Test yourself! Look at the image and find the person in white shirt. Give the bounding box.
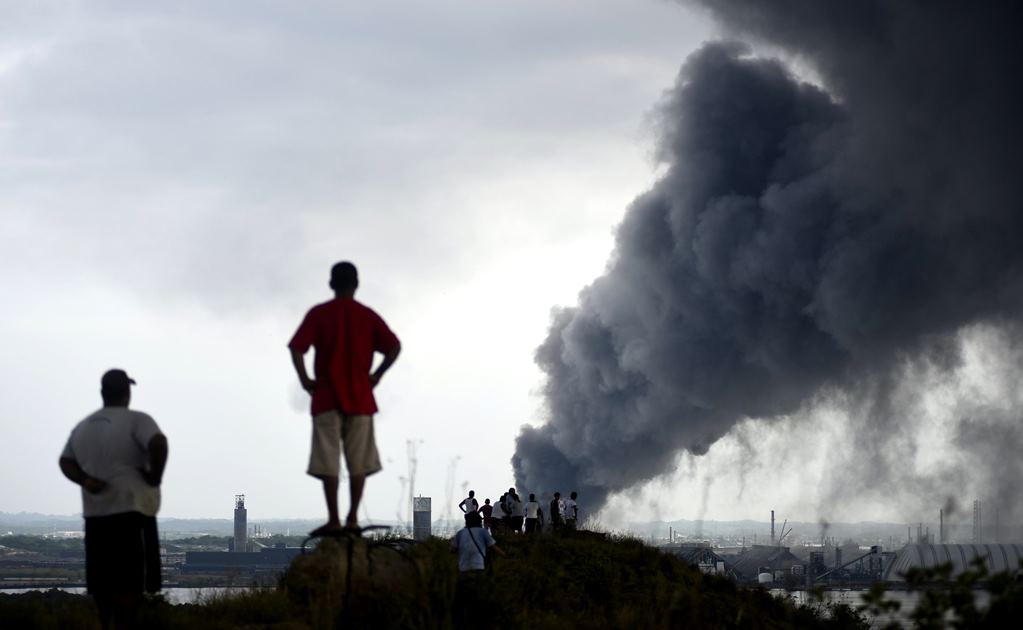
[451,512,506,626]
[59,369,168,630]
[451,512,505,572]
[508,489,524,533]
[564,491,579,530]
[458,490,480,525]
[495,493,510,531]
[549,492,564,532]
[524,493,543,534]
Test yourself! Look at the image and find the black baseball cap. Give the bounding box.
[101,369,136,393]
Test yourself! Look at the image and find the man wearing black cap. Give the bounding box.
[59,369,168,629]
[289,261,401,535]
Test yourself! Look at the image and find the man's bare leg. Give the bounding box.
[320,476,342,530]
[346,474,366,529]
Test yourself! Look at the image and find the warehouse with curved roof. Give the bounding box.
[884,544,1023,582]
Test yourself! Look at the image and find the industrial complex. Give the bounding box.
[659,503,1022,589]
[1,495,1017,592]
[178,495,302,580]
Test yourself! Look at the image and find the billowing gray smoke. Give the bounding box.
[513,1,1023,514]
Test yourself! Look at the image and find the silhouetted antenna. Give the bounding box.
[973,500,982,543]
[777,519,792,545]
[407,439,422,527]
[443,456,461,528]
[397,476,409,527]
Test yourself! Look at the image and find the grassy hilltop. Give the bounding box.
[1,530,864,629]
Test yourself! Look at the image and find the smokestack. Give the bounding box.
[939,509,944,544]
[771,510,775,545]
[233,494,247,553]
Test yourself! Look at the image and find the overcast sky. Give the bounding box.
[0,0,725,526]
[5,1,1003,531]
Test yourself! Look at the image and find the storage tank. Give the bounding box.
[758,572,773,584]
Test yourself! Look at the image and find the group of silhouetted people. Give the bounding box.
[458,487,579,536]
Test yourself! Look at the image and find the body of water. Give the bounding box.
[0,586,252,605]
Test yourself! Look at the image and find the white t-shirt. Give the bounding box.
[61,407,163,518]
[510,495,524,517]
[563,498,577,520]
[524,501,541,519]
[498,497,511,517]
[451,527,495,571]
[459,496,479,513]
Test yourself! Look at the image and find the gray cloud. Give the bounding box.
[0,1,707,313]
[0,0,717,520]
[514,2,1023,517]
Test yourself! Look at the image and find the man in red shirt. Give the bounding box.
[289,261,401,535]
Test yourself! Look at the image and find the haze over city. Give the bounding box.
[2,0,1021,536]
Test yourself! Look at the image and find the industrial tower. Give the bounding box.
[234,494,248,553]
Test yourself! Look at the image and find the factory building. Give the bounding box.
[884,544,1023,582]
[183,545,302,575]
[724,545,802,582]
[183,495,301,577]
[660,544,729,576]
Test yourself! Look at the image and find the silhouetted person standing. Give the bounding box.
[524,494,542,534]
[290,261,401,535]
[564,491,579,530]
[59,369,168,629]
[550,492,564,532]
[480,498,494,530]
[459,490,480,525]
[508,489,524,533]
[451,512,506,627]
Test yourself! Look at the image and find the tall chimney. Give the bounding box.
[771,510,775,545]
[939,509,944,544]
[233,494,247,553]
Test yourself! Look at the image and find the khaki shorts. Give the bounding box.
[307,411,382,478]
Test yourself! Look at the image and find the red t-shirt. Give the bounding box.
[289,297,400,416]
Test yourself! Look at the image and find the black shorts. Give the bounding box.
[85,512,161,595]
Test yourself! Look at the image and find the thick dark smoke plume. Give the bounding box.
[513,1,1023,515]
